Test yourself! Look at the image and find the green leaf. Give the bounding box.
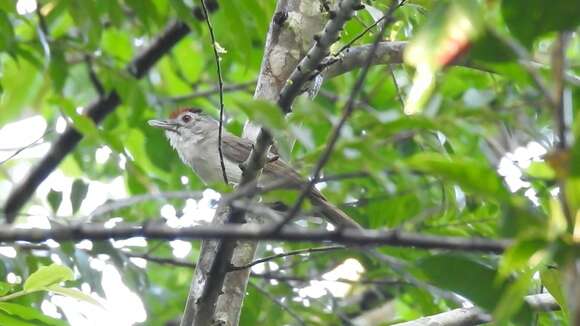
[100,0,124,27]
[0,310,36,326]
[403,0,484,114]
[47,285,103,308]
[68,0,101,49]
[526,161,556,180]
[493,271,534,324]
[48,48,68,93]
[54,97,99,139]
[101,28,133,62]
[125,0,160,31]
[502,0,580,47]
[236,99,286,130]
[406,153,510,200]
[0,2,15,12]
[498,238,548,279]
[24,264,73,292]
[47,190,63,213]
[418,254,504,311]
[0,303,66,326]
[0,11,15,53]
[540,267,568,316]
[0,56,44,124]
[470,29,516,63]
[0,282,11,296]
[236,99,294,157]
[565,178,580,218]
[70,179,89,214]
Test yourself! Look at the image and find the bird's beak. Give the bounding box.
[148,119,179,133]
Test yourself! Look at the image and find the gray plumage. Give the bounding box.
[148,109,360,229]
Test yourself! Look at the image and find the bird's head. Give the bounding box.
[148,108,217,150]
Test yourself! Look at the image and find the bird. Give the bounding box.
[148,108,361,229]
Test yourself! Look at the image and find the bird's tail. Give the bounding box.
[308,189,362,230]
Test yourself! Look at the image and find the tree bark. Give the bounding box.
[181,1,328,325]
[392,293,558,326]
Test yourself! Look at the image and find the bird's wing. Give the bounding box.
[221,133,253,164]
[221,134,301,183]
[222,134,360,228]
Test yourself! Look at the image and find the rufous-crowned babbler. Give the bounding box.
[148,108,360,229]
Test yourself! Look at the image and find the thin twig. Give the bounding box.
[0,131,52,165]
[84,55,105,97]
[200,0,228,185]
[334,14,386,55]
[231,245,345,271]
[257,272,407,286]
[324,0,406,71]
[274,1,400,231]
[387,64,405,108]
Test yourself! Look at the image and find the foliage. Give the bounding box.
[0,0,578,325]
[0,264,98,325]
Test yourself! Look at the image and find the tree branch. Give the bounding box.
[274,1,399,230]
[393,293,559,326]
[2,2,219,223]
[276,0,363,113]
[322,41,406,79]
[0,223,511,252]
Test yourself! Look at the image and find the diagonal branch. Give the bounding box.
[2,3,219,223]
[393,293,559,326]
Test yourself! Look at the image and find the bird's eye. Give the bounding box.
[181,114,192,123]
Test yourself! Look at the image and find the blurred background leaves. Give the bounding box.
[0,0,578,325]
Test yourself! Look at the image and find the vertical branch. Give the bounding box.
[200,0,228,185]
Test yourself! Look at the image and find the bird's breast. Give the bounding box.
[186,141,242,185]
